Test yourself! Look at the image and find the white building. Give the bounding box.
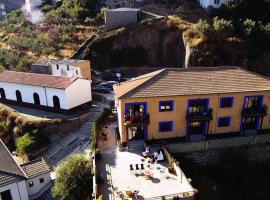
[0,139,29,200]
[0,71,92,114]
[20,159,51,200]
[105,8,141,30]
[198,0,232,9]
[31,59,91,80]
[0,139,52,200]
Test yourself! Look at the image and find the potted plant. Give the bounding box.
[168,157,176,174]
[123,114,131,125]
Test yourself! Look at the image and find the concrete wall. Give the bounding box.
[45,88,68,109]
[74,61,91,80]
[105,10,139,30]
[0,82,48,106]
[166,133,270,154]
[51,63,82,78]
[31,65,52,75]
[51,61,91,80]
[118,90,270,143]
[0,80,91,110]
[0,181,29,200]
[26,173,51,199]
[171,143,270,166]
[65,79,92,109]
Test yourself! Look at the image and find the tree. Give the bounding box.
[53,155,93,200]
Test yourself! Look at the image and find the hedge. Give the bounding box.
[91,108,111,151]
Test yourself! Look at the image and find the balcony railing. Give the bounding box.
[123,113,150,127]
[241,104,267,117]
[186,108,213,122]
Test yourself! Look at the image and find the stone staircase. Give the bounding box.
[36,104,104,168]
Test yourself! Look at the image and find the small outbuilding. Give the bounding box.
[20,159,51,200]
[0,71,92,114]
[105,8,141,30]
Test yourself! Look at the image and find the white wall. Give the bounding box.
[117,99,123,141]
[26,173,51,199]
[65,79,92,109]
[0,80,92,111]
[0,82,68,109]
[46,88,68,109]
[0,181,29,200]
[51,64,82,78]
[0,82,48,106]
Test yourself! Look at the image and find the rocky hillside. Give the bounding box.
[82,18,186,69]
[81,0,270,75]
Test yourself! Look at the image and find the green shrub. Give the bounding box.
[243,18,257,36]
[212,17,233,36]
[91,108,111,151]
[16,132,36,156]
[193,19,212,40]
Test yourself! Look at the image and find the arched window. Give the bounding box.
[0,88,6,99]
[16,90,22,102]
[33,93,40,105]
[53,96,60,109]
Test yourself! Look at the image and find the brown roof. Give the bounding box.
[114,67,270,99]
[0,139,27,187]
[21,159,50,179]
[113,69,163,98]
[0,71,77,89]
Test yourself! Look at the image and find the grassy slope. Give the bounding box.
[0,23,97,61]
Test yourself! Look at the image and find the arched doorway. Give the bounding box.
[53,96,60,109]
[16,90,22,102]
[33,93,40,105]
[0,88,6,99]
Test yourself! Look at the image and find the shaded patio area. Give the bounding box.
[109,151,194,199]
[97,123,194,200]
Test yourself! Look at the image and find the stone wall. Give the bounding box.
[166,134,270,165]
[44,111,91,136]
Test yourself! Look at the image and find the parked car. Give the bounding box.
[100,81,118,90]
[92,84,111,93]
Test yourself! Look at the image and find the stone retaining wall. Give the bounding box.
[166,134,270,165]
[44,111,91,136]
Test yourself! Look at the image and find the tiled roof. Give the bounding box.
[0,139,27,187]
[21,159,50,179]
[0,71,77,89]
[113,69,164,98]
[114,67,270,99]
[36,59,88,66]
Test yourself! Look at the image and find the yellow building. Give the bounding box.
[113,67,270,145]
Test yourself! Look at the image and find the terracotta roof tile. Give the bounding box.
[113,69,164,98]
[0,71,77,89]
[114,67,270,99]
[21,159,50,179]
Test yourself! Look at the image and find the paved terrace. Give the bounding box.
[97,124,194,200]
